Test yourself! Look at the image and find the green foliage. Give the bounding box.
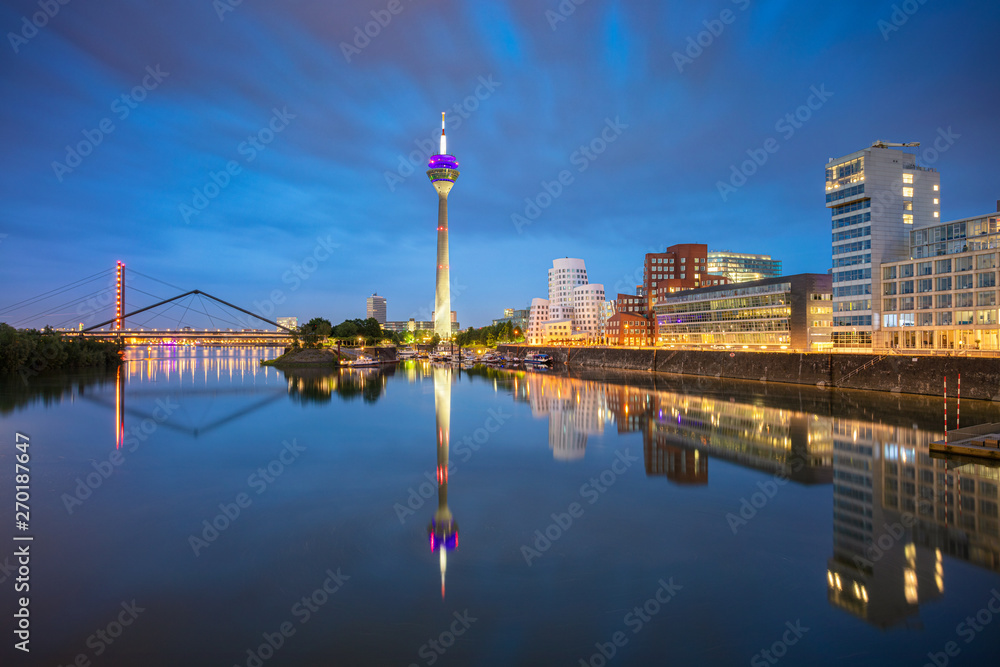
[330,317,386,343]
[454,321,522,348]
[0,324,122,378]
[299,317,333,348]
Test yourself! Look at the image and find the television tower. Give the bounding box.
[427,113,459,341]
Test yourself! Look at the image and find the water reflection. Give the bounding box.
[828,421,1000,627]
[497,369,999,627]
[283,366,394,404]
[429,365,458,598]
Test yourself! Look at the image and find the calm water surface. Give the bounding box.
[2,346,999,666]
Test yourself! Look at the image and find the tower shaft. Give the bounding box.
[434,189,452,340]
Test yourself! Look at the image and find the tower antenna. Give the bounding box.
[440,111,446,155]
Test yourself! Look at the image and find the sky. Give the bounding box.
[1,0,999,330]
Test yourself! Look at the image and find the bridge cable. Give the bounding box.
[125,268,185,293]
[0,271,110,318]
[10,286,116,329]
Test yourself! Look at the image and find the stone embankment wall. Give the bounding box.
[497,346,1000,401]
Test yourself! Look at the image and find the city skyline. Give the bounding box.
[2,1,999,329]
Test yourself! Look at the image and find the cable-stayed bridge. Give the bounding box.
[1,263,294,346]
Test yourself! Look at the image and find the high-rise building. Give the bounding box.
[276,317,297,332]
[827,141,940,349]
[527,258,605,344]
[366,293,386,324]
[427,113,459,341]
[707,251,782,283]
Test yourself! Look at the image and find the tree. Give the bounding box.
[430,333,441,347]
[300,317,332,348]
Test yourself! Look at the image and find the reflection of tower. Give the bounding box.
[115,363,125,448]
[428,366,458,598]
[427,113,459,341]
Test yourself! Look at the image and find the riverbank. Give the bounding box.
[497,345,1000,401]
[0,324,122,381]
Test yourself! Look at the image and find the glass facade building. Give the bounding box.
[654,274,832,350]
[826,144,941,349]
[706,251,782,283]
[879,211,1000,350]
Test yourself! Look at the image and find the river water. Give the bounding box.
[1,346,999,666]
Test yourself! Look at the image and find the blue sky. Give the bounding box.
[1,0,998,329]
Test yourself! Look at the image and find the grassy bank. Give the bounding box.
[261,347,342,367]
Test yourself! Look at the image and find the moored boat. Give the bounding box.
[523,353,553,367]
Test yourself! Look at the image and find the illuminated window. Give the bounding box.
[903,173,913,184]
[903,214,913,225]
[904,201,913,211]
[933,198,939,205]
[933,184,939,191]
[934,212,939,218]
[902,187,914,198]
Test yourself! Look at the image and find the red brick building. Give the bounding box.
[608,243,729,346]
[605,312,651,346]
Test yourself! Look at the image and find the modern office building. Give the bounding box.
[654,273,832,350]
[608,243,729,345]
[276,316,297,332]
[427,113,460,341]
[366,294,387,324]
[707,251,782,283]
[492,307,529,333]
[827,142,941,349]
[383,318,458,334]
[878,206,1000,350]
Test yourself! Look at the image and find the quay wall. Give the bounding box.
[497,346,1000,401]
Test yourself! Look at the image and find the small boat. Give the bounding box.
[398,348,417,360]
[523,353,553,367]
[350,355,382,367]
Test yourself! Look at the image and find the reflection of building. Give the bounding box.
[644,392,833,484]
[366,294,386,324]
[512,374,612,461]
[826,420,1000,628]
[428,366,458,597]
[643,439,707,485]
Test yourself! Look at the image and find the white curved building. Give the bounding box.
[527,298,550,345]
